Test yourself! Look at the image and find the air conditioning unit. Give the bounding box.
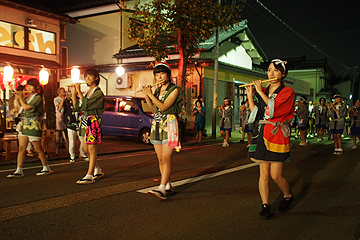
[116,74,128,88]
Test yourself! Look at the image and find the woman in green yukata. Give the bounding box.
[142,62,182,200]
[7,78,52,178]
[71,68,105,184]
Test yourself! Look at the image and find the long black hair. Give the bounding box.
[27,78,43,96]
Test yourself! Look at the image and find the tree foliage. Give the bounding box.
[127,0,246,94]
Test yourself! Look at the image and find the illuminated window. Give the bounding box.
[29,28,56,54]
[0,21,56,54]
[0,21,24,49]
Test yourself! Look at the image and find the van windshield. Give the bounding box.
[134,98,153,114]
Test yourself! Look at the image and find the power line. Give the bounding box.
[246,2,322,59]
[255,0,351,71]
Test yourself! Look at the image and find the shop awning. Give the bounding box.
[0,53,63,69]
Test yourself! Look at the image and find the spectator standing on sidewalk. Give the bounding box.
[327,94,348,155]
[297,96,308,146]
[71,68,105,184]
[218,98,233,147]
[7,78,52,178]
[193,100,206,145]
[348,99,360,149]
[314,97,328,142]
[142,62,182,200]
[308,100,315,137]
[239,99,254,147]
[245,59,294,220]
[54,87,68,156]
[61,89,87,163]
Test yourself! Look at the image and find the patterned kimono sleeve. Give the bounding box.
[25,95,43,117]
[272,87,295,121]
[80,90,105,115]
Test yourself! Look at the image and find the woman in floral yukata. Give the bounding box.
[245,59,295,220]
[142,62,182,200]
[8,78,52,178]
[71,68,105,184]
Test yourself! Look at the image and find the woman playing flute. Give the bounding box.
[245,59,295,220]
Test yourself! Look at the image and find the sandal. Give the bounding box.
[7,172,24,178]
[76,178,95,184]
[93,172,104,180]
[36,170,53,176]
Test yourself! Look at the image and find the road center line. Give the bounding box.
[137,162,259,193]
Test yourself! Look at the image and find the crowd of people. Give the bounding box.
[4,60,360,222]
[292,93,360,155]
[7,68,105,185]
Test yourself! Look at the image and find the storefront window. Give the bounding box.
[0,21,56,54]
[28,28,56,54]
[0,21,24,49]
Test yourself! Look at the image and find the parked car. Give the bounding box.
[100,96,153,144]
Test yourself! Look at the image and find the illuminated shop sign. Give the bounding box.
[0,21,56,54]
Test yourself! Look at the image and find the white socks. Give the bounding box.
[157,183,172,193]
[94,167,102,175]
[42,165,50,172]
[15,167,23,174]
[157,184,166,193]
[83,174,93,180]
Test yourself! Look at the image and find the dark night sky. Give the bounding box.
[241,0,360,77]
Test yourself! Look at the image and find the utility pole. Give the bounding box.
[211,0,220,139]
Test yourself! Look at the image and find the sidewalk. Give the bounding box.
[0,131,241,166]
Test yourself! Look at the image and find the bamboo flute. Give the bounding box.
[136,79,167,93]
[239,78,278,87]
[66,81,92,87]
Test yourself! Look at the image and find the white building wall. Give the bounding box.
[63,12,121,66]
[218,45,252,69]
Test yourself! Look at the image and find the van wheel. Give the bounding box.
[140,129,151,144]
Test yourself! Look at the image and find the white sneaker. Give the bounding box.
[351,145,358,150]
[222,142,229,148]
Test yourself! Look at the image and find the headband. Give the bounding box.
[154,62,171,71]
[271,59,287,71]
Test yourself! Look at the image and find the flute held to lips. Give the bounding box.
[239,78,278,88]
[136,79,167,93]
[66,81,92,87]
[15,90,32,94]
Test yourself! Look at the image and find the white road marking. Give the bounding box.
[0,143,219,173]
[137,162,259,193]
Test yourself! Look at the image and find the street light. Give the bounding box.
[116,65,125,76]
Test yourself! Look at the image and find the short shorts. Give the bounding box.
[150,139,168,145]
[298,126,308,131]
[220,127,232,132]
[351,127,360,136]
[330,129,343,134]
[18,133,42,142]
